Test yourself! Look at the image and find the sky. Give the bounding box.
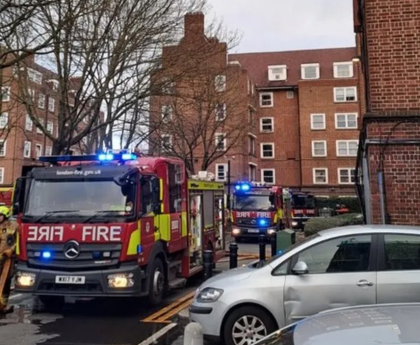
[207,0,355,53]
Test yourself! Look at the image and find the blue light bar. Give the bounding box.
[39,151,137,164]
[122,153,136,160]
[241,184,250,191]
[42,251,51,259]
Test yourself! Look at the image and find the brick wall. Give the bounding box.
[355,0,420,224]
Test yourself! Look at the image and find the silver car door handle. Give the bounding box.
[357,280,374,287]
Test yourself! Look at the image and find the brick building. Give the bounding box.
[0,55,101,186]
[354,0,420,224]
[150,13,361,196]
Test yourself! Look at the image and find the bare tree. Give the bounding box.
[149,56,253,174]
[7,0,208,155]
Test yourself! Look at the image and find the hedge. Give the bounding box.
[304,213,364,237]
[315,197,362,214]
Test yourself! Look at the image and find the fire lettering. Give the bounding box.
[27,226,64,242]
[82,226,122,242]
[256,212,271,218]
[236,212,251,218]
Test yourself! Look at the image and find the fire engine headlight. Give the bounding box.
[16,272,36,287]
[292,221,298,227]
[267,229,276,235]
[232,228,241,236]
[107,273,134,288]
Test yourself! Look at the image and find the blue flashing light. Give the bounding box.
[235,185,241,191]
[42,251,51,259]
[98,153,114,161]
[241,184,250,191]
[122,153,136,161]
[92,251,101,259]
[258,219,267,227]
[277,250,283,255]
[98,154,106,160]
[137,245,143,254]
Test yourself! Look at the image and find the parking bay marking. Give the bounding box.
[141,290,195,323]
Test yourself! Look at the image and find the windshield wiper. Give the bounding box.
[83,210,125,223]
[34,210,80,222]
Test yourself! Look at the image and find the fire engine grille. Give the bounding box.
[236,218,272,227]
[26,243,122,272]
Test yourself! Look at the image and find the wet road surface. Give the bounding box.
[0,278,201,345]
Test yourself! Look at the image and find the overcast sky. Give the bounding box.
[207,0,355,53]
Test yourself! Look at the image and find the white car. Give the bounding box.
[189,225,420,345]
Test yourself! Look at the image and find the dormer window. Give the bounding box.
[301,63,320,79]
[268,65,287,81]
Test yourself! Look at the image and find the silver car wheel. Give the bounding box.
[232,315,267,345]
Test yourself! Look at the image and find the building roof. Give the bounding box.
[229,47,357,88]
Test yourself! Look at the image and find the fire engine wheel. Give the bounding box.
[148,257,166,306]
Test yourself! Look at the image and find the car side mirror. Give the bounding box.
[292,261,309,275]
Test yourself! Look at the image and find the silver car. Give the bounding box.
[254,303,420,345]
[189,225,420,345]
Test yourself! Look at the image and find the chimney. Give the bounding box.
[184,12,205,41]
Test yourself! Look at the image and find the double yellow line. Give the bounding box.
[141,290,195,324]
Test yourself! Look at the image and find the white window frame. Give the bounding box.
[161,105,172,123]
[215,75,226,92]
[268,65,287,81]
[301,63,320,80]
[0,168,4,184]
[215,103,227,121]
[259,92,273,108]
[38,94,45,109]
[215,133,226,152]
[260,143,275,159]
[23,141,31,158]
[28,68,43,84]
[47,121,54,134]
[0,113,8,129]
[35,143,42,158]
[215,163,228,182]
[335,113,358,129]
[1,87,10,102]
[261,169,275,185]
[334,87,357,102]
[333,62,354,78]
[338,168,356,184]
[336,140,359,157]
[25,115,33,131]
[310,113,326,130]
[0,140,6,157]
[312,140,327,157]
[313,168,328,184]
[48,98,55,112]
[249,135,256,155]
[161,134,172,151]
[260,117,274,133]
[45,146,52,156]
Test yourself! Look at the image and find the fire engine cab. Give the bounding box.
[230,181,284,241]
[12,150,226,306]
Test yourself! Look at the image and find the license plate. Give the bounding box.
[248,229,260,233]
[55,276,85,284]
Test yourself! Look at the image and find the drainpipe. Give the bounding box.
[377,170,386,224]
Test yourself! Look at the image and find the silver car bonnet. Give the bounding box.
[198,264,257,290]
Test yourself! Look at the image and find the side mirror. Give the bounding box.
[292,261,309,275]
[269,193,275,205]
[152,203,161,214]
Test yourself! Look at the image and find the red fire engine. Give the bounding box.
[288,190,318,230]
[12,150,226,306]
[230,182,284,241]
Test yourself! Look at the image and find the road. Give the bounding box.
[0,242,260,345]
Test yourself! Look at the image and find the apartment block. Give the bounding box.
[150,13,361,196]
[0,55,100,185]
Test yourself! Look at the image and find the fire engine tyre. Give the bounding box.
[148,257,166,306]
[39,295,65,310]
[223,306,277,345]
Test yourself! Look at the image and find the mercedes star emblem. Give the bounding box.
[251,219,256,225]
[64,240,80,259]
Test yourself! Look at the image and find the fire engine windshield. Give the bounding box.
[291,195,316,209]
[233,195,273,211]
[24,179,135,217]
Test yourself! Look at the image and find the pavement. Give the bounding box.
[0,241,262,345]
